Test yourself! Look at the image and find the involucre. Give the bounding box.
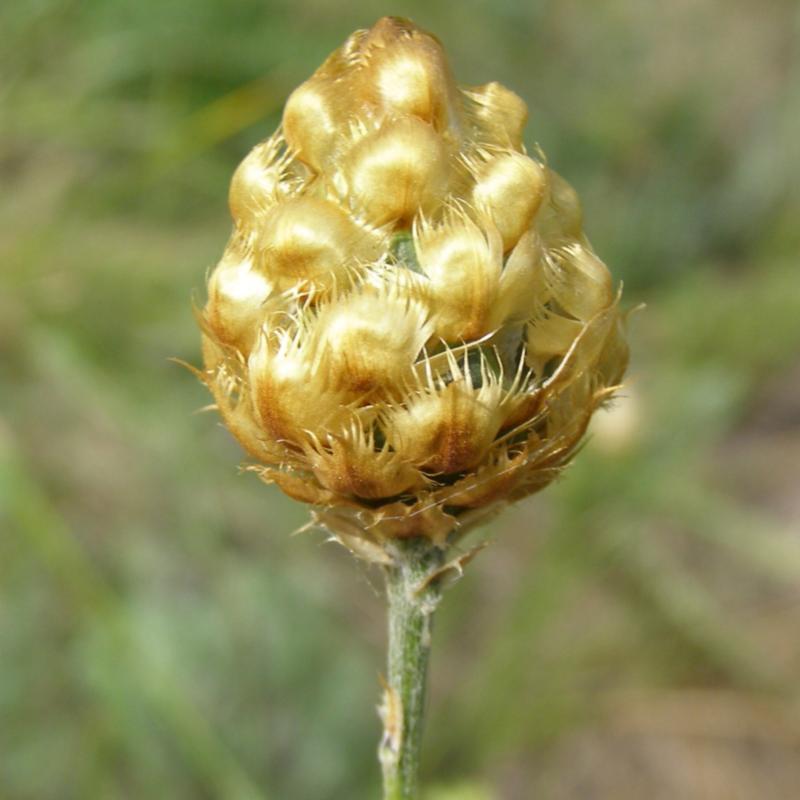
[198,16,628,559]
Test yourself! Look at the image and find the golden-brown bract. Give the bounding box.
[199,16,628,554]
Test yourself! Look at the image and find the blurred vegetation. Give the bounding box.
[2,0,800,798]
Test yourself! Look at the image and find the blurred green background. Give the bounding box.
[2,1,800,798]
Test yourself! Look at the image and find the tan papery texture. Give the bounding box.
[198,16,629,557]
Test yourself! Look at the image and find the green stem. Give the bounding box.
[380,537,445,800]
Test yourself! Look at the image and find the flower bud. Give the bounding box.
[196,17,629,553]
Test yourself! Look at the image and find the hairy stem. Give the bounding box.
[380,537,445,800]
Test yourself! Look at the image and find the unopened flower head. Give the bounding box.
[198,17,628,555]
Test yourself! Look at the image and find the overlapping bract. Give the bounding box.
[199,17,628,554]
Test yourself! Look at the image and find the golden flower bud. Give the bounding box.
[196,17,629,554]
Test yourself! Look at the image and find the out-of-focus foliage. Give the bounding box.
[1,1,799,798]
